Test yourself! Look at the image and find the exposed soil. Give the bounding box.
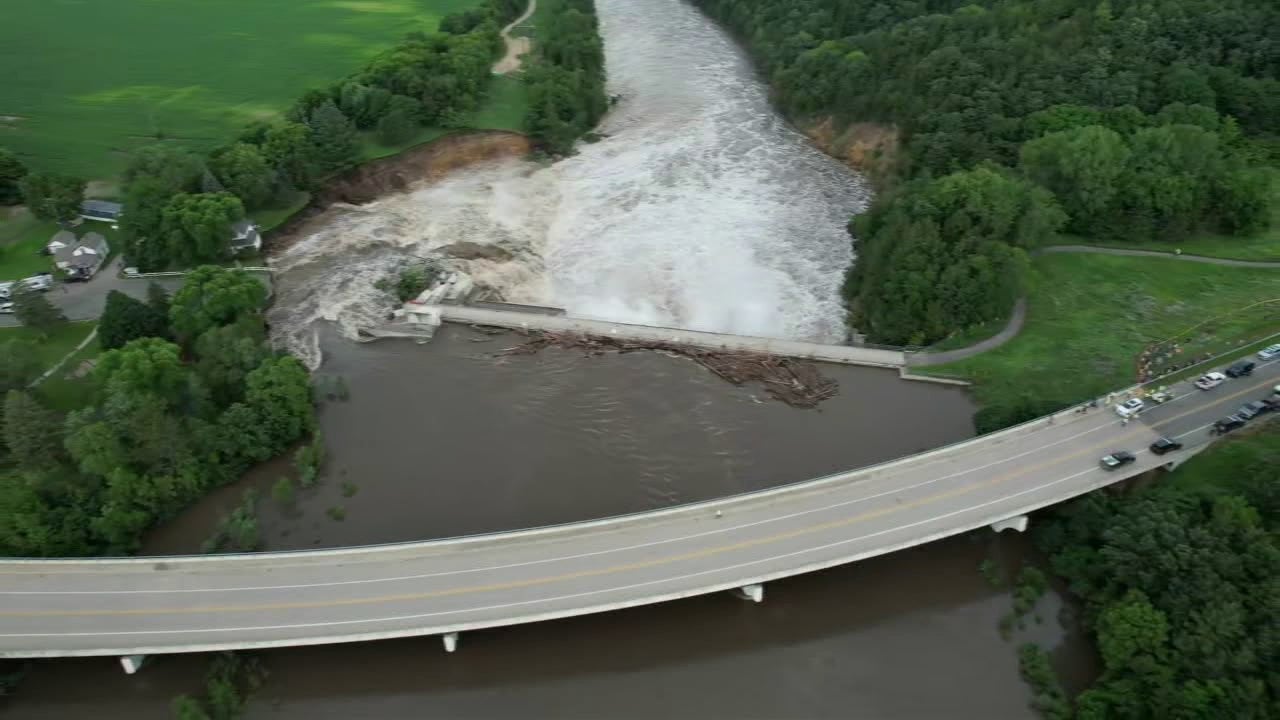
[438,240,514,261]
[266,130,533,253]
[498,331,840,408]
[494,0,537,74]
[804,118,900,186]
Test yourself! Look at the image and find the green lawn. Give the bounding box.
[0,322,96,373]
[0,212,57,281]
[923,253,1280,410]
[35,334,103,412]
[255,192,312,233]
[1,0,485,179]
[1164,421,1280,497]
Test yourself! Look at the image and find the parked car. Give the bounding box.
[0,282,11,301]
[0,302,12,314]
[1214,415,1247,434]
[1195,371,1227,390]
[1149,437,1183,455]
[1264,397,1280,412]
[1115,398,1145,418]
[1100,450,1137,470]
[20,273,52,292]
[1227,360,1256,378]
[1237,400,1268,420]
[1259,343,1280,360]
[1149,390,1174,404]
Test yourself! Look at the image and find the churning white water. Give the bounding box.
[268,0,870,365]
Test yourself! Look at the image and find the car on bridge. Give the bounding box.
[1114,398,1144,418]
[1100,450,1136,470]
[1214,415,1247,434]
[1195,372,1227,390]
[1258,344,1280,360]
[1149,437,1183,455]
[1149,390,1174,404]
[1237,401,1268,420]
[1227,360,1256,378]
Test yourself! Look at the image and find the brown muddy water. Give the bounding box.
[4,327,1098,719]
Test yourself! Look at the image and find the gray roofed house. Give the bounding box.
[46,230,76,255]
[80,200,124,223]
[53,232,110,280]
[229,219,261,254]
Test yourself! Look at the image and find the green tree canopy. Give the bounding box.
[11,285,67,338]
[98,290,171,350]
[159,193,245,267]
[209,143,276,209]
[169,266,267,342]
[307,100,359,171]
[18,172,85,222]
[0,148,27,205]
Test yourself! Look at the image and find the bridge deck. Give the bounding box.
[4,358,1273,658]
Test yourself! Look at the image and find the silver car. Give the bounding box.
[1258,343,1280,360]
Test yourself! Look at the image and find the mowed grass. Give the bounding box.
[924,253,1280,408]
[0,322,96,373]
[1,0,486,178]
[0,211,58,281]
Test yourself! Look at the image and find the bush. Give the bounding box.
[271,477,295,506]
[1017,644,1071,720]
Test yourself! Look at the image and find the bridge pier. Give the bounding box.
[119,655,146,674]
[441,632,459,653]
[989,515,1029,533]
[732,583,765,602]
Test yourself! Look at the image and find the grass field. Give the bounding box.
[1069,191,1280,261]
[923,253,1280,410]
[0,211,58,281]
[1,0,488,179]
[0,322,96,374]
[35,331,103,412]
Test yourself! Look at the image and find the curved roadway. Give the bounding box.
[2,360,1279,659]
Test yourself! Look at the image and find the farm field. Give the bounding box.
[1,0,486,179]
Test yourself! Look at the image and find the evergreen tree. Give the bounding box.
[11,285,66,338]
[98,290,170,350]
[307,101,358,172]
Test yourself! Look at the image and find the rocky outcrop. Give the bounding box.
[437,241,514,261]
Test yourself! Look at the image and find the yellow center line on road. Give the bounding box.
[0,375,1271,620]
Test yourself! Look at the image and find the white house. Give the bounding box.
[53,232,110,280]
[229,219,261,254]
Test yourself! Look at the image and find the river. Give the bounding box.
[2,0,1098,716]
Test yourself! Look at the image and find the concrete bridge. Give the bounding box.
[2,349,1274,671]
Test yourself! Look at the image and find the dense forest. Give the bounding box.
[692,0,1280,344]
[0,267,314,556]
[525,0,610,155]
[1035,447,1279,718]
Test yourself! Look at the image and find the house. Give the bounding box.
[229,219,261,254]
[53,232,110,280]
[80,200,124,223]
[45,229,76,255]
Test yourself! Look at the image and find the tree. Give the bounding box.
[0,339,41,394]
[158,193,245,267]
[0,148,27,205]
[123,146,205,194]
[11,285,66,338]
[307,100,358,172]
[169,266,267,342]
[209,143,276,209]
[376,106,419,146]
[194,316,269,406]
[92,338,188,407]
[260,122,319,191]
[3,391,64,469]
[1020,126,1131,234]
[98,290,170,350]
[244,356,315,452]
[18,172,85,222]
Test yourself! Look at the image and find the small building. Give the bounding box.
[53,232,110,280]
[229,219,261,254]
[45,229,77,255]
[80,200,124,223]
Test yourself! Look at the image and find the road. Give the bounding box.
[0,259,184,328]
[0,358,1276,659]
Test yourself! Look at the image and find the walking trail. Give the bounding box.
[493,0,537,75]
[908,245,1280,366]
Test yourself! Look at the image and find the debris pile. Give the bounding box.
[497,331,839,408]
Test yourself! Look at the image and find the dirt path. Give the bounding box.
[908,245,1280,366]
[493,0,536,75]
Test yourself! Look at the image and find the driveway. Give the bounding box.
[0,259,185,328]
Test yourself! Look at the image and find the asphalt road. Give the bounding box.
[1,357,1277,659]
[0,259,184,328]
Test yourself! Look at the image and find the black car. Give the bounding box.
[1227,360,1256,378]
[1237,400,1268,420]
[1100,450,1137,470]
[1150,437,1184,455]
[1264,397,1280,413]
[1214,415,1247,433]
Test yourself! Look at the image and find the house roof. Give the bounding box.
[231,219,255,237]
[80,232,108,254]
[53,232,109,269]
[81,200,123,216]
[49,230,76,248]
[229,220,260,249]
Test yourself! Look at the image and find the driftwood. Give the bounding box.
[497,331,839,408]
